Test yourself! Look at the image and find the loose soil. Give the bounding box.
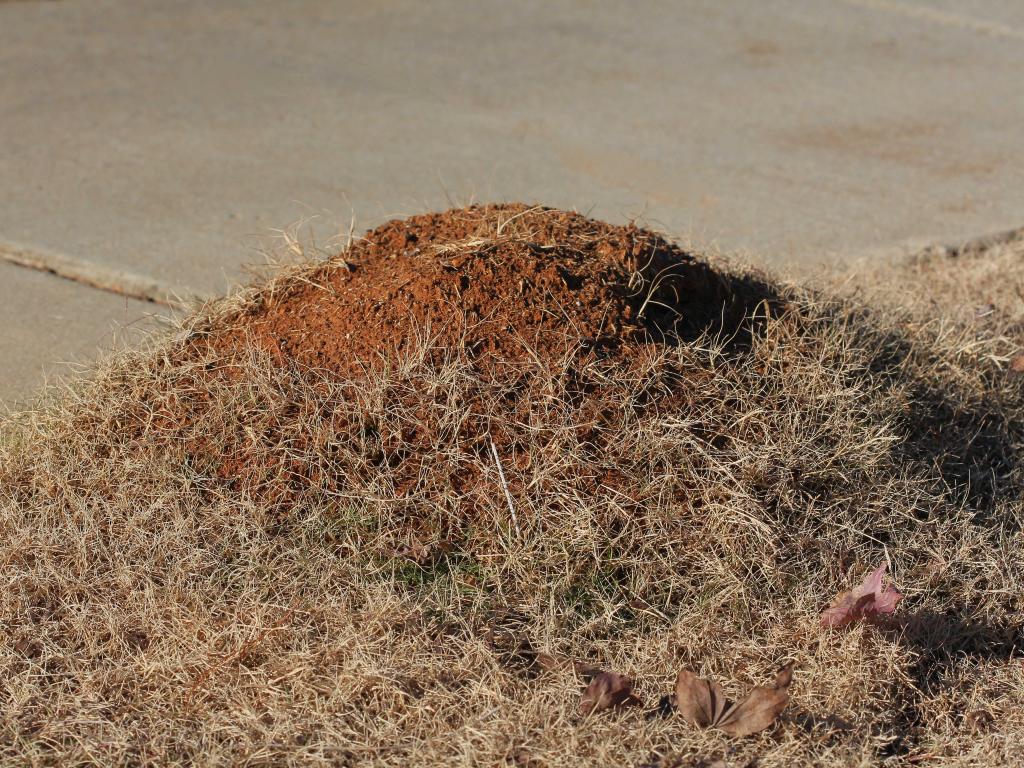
[188,204,774,517]
[217,203,761,376]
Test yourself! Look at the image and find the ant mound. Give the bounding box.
[180,204,778,518]
[222,203,761,375]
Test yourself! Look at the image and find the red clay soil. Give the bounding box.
[173,204,773,527]
[220,203,745,376]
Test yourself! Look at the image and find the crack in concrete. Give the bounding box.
[0,239,199,310]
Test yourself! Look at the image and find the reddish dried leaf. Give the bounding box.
[821,562,903,628]
[820,591,865,627]
[580,671,642,715]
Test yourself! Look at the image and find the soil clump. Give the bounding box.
[219,203,756,376]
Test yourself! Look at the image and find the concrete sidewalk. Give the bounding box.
[3,0,1024,404]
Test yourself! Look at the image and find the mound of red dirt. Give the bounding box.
[171,204,778,522]
[223,203,752,375]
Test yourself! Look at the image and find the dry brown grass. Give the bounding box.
[2,228,1023,767]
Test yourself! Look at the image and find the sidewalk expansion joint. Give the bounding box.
[0,239,200,310]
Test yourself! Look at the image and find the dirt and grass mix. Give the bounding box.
[2,205,1022,766]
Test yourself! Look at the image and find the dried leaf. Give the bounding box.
[394,540,433,565]
[674,669,727,728]
[965,709,994,733]
[573,660,605,679]
[510,746,541,767]
[674,663,794,738]
[535,652,602,679]
[580,671,642,715]
[821,562,904,628]
[716,663,794,737]
[14,636,41,658]
[534,651,565,672]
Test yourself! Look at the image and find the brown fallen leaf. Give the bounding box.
[674,663,794,738]
[535,651,603,679]
[535,651,566,673]
[13,635,42,658]
[393,540,433,565]
[820,562,903,628]
[580,670,643,715]
[964,709,994,733]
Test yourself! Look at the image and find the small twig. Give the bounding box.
[490,438,521,536]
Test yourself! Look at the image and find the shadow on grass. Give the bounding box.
[797,290,1024,523]
[670,254,1023,522]
[867,324,1024,515]
[786,611,1021,757]
[635,250,786,349]
[873,608,1022,756]
[894,609,1022,673]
